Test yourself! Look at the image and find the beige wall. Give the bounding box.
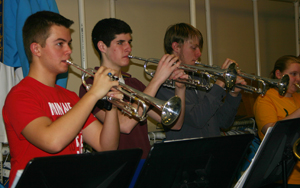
[56,0,297,131]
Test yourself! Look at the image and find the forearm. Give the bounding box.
[95,104,144,134]
[51,92,99,135]
[143,78,163,97]
[261,122,276,135]
[98,107,120,151]
[118,109,141,134]
[23,91,100,153]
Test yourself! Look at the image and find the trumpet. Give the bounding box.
[128,55,237,90]
[195,61,289,96]
[129,55,290,96]
[293,138,300,160]
[237,71,289,96]
[65,60,182,126]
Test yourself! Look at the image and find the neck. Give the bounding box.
[101,58,122,78]
[28,63,57,87]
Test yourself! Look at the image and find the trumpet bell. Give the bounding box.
[277,74,290,96]
[224,63,238,90]
[161,96,182,125]
[293,138,300,160]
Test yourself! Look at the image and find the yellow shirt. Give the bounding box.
[253,88,300,185]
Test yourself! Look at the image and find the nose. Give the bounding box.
[65,44,72,55]
[195,48,202,59]
[125,42,132,53]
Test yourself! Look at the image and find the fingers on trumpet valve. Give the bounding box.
[161,54,181,69]
[222,58,237,69]
[107,90,124,100]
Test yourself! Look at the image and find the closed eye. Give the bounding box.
[289,72,299,77]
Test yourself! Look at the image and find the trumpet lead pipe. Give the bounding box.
[65,60,95,77]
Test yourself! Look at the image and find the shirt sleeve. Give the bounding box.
[4,89,47,139]
[253,95,278,140]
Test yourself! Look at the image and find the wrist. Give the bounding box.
[147,79,162,91]
[175,85,186,90]
[215,80,225,88]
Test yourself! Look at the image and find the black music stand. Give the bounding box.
[13,148,142,188]
[134,134,254,188]
[237,118,300,188]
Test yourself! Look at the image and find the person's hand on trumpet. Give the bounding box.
[230,75,247,97]
[168,67,189,89]
[88,66,120,100]
[215,58,247,97]
[151,54,181,86]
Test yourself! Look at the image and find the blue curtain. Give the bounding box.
[3,0,68,88]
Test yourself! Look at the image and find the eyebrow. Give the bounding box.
[116,39,132,43]
[54,38,72,43]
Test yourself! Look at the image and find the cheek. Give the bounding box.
[288,77,297,89]
[288,76,295,82]
[182,49,191,58]
[108,48,119,58]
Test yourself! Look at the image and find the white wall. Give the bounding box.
[56,0,297,131]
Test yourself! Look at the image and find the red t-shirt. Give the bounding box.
[3,77,96,186]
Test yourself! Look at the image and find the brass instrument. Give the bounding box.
[237,72,289,96]
[195,61,289,96]
[128,55,237,90]
[65,60,182,126]
[293,138,300,160]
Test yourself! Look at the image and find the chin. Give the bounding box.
[59,66,69,73]
[287,88,296,95]
[121,61,130,67]
[187,62,193,65]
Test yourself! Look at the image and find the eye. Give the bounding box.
[191,46,199,50]
[117,41,124,45]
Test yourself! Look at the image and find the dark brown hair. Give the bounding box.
[22,11,74,63]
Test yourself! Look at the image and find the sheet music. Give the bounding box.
[234,127,273,188]
[11,169,23,188]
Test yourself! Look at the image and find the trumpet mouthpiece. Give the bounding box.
[63,59,72,65]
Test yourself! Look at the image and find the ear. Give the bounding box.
[97,41,107,53]
[275,69,282,79]
[171,42,180,54]
[30,42,41,57]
